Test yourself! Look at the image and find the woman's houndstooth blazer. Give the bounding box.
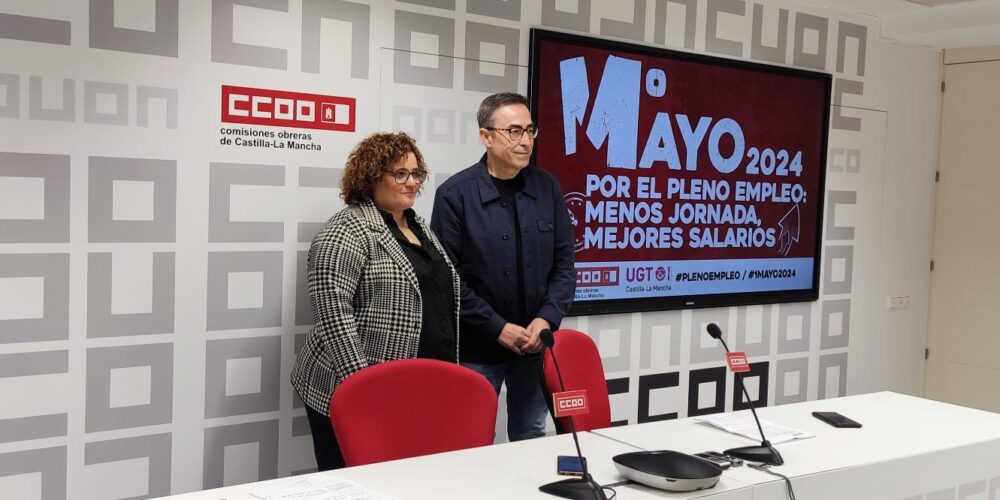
[290,200,461,415]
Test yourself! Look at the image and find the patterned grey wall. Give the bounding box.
[89,0,179,57]
[0,0,905,498]
[301,0,371,78]
[85,343,174,432]
[0,253,70,343]
[204,336,282,417]
[84,434,172,499]
[0,152,70,243]
[0,12,71,45]
[88,157,177,242]
[208,163,285,242]
[87,252,175,337]
[0,447,67,500]
[212,0,288,70]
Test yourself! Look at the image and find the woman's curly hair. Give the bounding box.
[341,132,429,205]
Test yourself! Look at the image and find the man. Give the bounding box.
[432,92,575,441]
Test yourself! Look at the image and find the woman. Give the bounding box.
[291,132,461,470]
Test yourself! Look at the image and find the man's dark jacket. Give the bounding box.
[431,160,576,363]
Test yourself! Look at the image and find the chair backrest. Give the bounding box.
[329,358,498,467]
[542,329,611,433]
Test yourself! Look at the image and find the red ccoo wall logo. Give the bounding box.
[553,389,590,418]
[221,85,355,132]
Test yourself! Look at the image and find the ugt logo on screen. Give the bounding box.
[553,390,590,418]
[221,85,355,132]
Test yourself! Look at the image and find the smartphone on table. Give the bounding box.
[812,411,862,428]
[556,455,587,476]
[694,451,733,469]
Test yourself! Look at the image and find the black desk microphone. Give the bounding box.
[538,329,608,500]
[705,322,783,466]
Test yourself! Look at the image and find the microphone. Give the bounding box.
[704,323,784,466]
[538,329,608,500]
[540,328,555,347]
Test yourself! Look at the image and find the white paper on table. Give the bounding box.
[249,476,397,500]
[693,411,814,444]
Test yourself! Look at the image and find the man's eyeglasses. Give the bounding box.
[384,169,428,184]
[484,125,539,142]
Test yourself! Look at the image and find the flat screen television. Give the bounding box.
[528,29,831,316]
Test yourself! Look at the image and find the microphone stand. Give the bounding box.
[709,325,784,466]
[539,332,608,500]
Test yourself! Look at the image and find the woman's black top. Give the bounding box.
[380,209,457,361]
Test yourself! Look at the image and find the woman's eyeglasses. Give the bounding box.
[384,169,428,184]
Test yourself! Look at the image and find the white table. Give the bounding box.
[164,432,755,500]
[330,432,754,500]
[594,391,1000,500]
[161,392,1000,500]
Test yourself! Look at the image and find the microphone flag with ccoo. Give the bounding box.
[704,323,784,466]
[553,390,590,418]
[726,352,751,373]
[537,329,608,500]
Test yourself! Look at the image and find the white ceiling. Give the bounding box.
[797,0,1000,49]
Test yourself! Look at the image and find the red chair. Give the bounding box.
[329,358,498,466]
[542,329,611,433]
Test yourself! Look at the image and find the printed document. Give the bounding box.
[694,411,813,444]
